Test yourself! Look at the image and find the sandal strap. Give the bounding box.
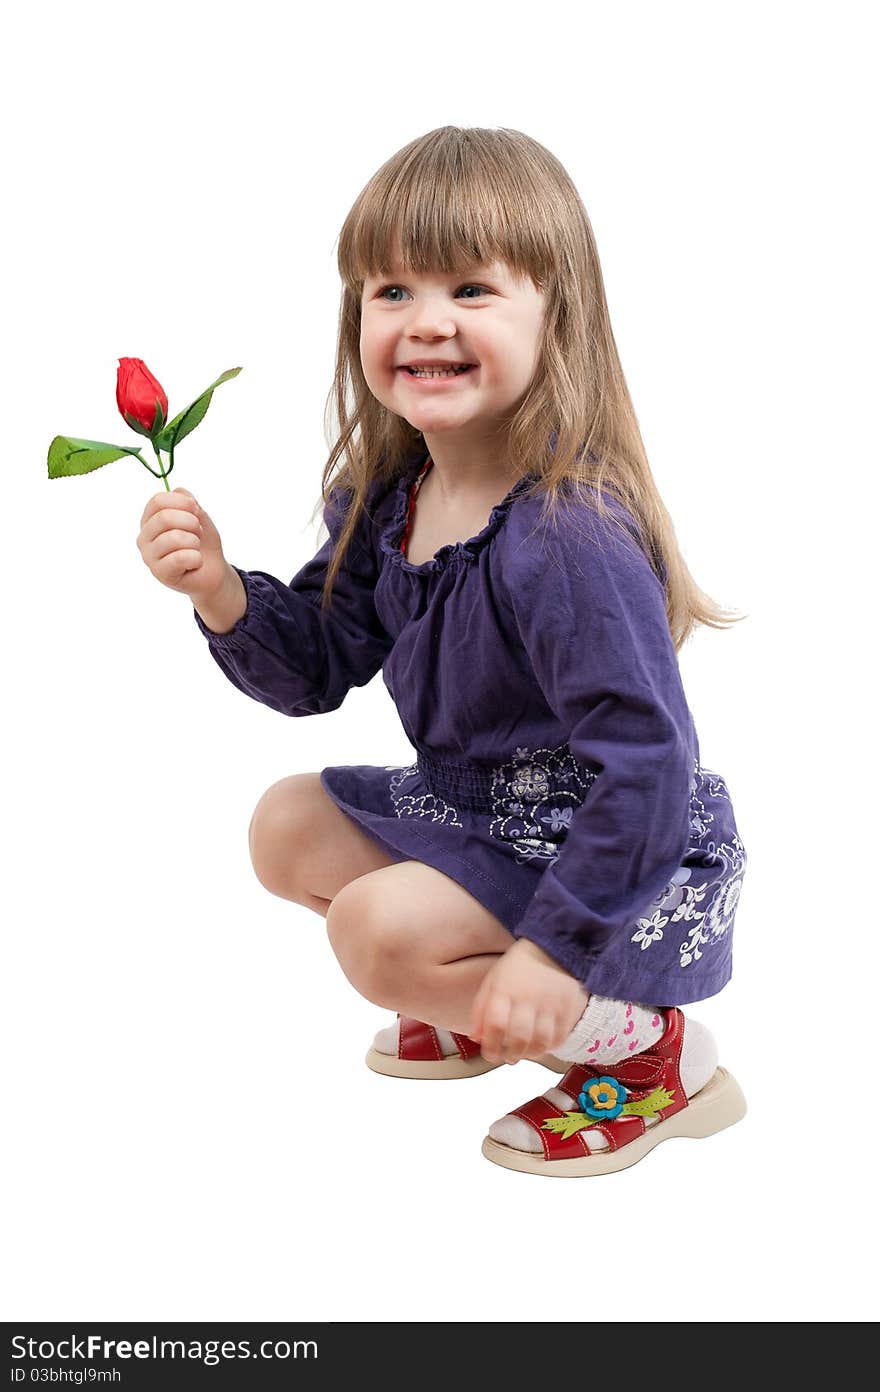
[397,1017,482,1062]
[511,1096,592,1161]
[398,1017,444,1061]
[450,1031,483,1060]
[556,1008,689,1109]
[585,1115,648,1152]
[512,1095,649,1159]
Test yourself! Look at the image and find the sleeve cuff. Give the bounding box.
[192,566,255,654]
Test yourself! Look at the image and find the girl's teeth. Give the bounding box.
[409,366,469,377]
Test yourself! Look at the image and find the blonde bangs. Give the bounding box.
[337,127,557,292]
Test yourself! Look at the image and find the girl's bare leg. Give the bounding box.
[248,772,511,1037]
[325,860,512,1038]
[247,771,400,913]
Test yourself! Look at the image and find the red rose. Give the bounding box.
[116,357,168,437]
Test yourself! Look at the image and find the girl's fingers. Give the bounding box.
[533,1010,560,1056]
[152,507,202,535]
[468,978,490,1042]
[501,1002,536,1063]
[480,998,512,1062]
[154,529,202,561]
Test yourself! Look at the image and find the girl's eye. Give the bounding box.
[377,284,490,302]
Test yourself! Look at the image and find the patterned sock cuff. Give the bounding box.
[556,994,665,1063]
[556,993,623,1061]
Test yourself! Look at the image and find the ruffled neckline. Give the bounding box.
[378,449,539,575]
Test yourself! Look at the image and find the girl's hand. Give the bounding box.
[468,939,589,1065]
[137,488,229,602]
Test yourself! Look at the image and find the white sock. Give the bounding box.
[555,994,665,1063]
[488,1013,719,1154]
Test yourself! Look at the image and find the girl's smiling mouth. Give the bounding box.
[397,364,478,386]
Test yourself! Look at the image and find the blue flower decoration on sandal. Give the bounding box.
[577,1074,628,1121]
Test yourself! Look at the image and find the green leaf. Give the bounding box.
[150,397,166,438]
[154,366,242,451]
[622,1086,677,1119]
[541,1112,598,1141]
[48,435,146,478]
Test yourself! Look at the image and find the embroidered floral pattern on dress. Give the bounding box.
[486,743,597,864]
[629,759,748,970]
[386,763,465,827]
[631,910,671,951]
[676,834,747,968]
[385,748,746,975]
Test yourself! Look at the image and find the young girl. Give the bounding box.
[137,126,748,1177]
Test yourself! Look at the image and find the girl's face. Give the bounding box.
[360,254,546,449]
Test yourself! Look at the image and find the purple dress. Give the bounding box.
[193,445,747,1005]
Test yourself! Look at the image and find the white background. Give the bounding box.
[3,0,876,1325]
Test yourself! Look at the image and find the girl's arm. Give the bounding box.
[502,494,696,995]
[192,482,394,717]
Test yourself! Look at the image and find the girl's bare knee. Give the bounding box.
[326,878,409,1004]
[248,774,314,900]
[248,771,401,907]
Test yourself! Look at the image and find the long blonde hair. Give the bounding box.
[317,125,745,651]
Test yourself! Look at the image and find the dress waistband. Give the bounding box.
[414,746,730,824]
[416,749,498,812]
[414,744,600,816]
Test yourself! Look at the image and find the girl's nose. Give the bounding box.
[408,317,457,338]
[406,296,459,338]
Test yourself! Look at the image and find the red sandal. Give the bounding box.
[365,1015,569,1080]
[481,1007,746,1175]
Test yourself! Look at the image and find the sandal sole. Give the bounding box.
[365,1048,569,1080]
[480,1066,747,1175]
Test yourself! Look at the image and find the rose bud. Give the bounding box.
[116,357,169,437]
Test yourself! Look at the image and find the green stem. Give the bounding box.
[136,452,165,480]
[151,440,171,491]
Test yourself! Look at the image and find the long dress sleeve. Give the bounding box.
[192,481,395,716]
[502,492,696,996]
